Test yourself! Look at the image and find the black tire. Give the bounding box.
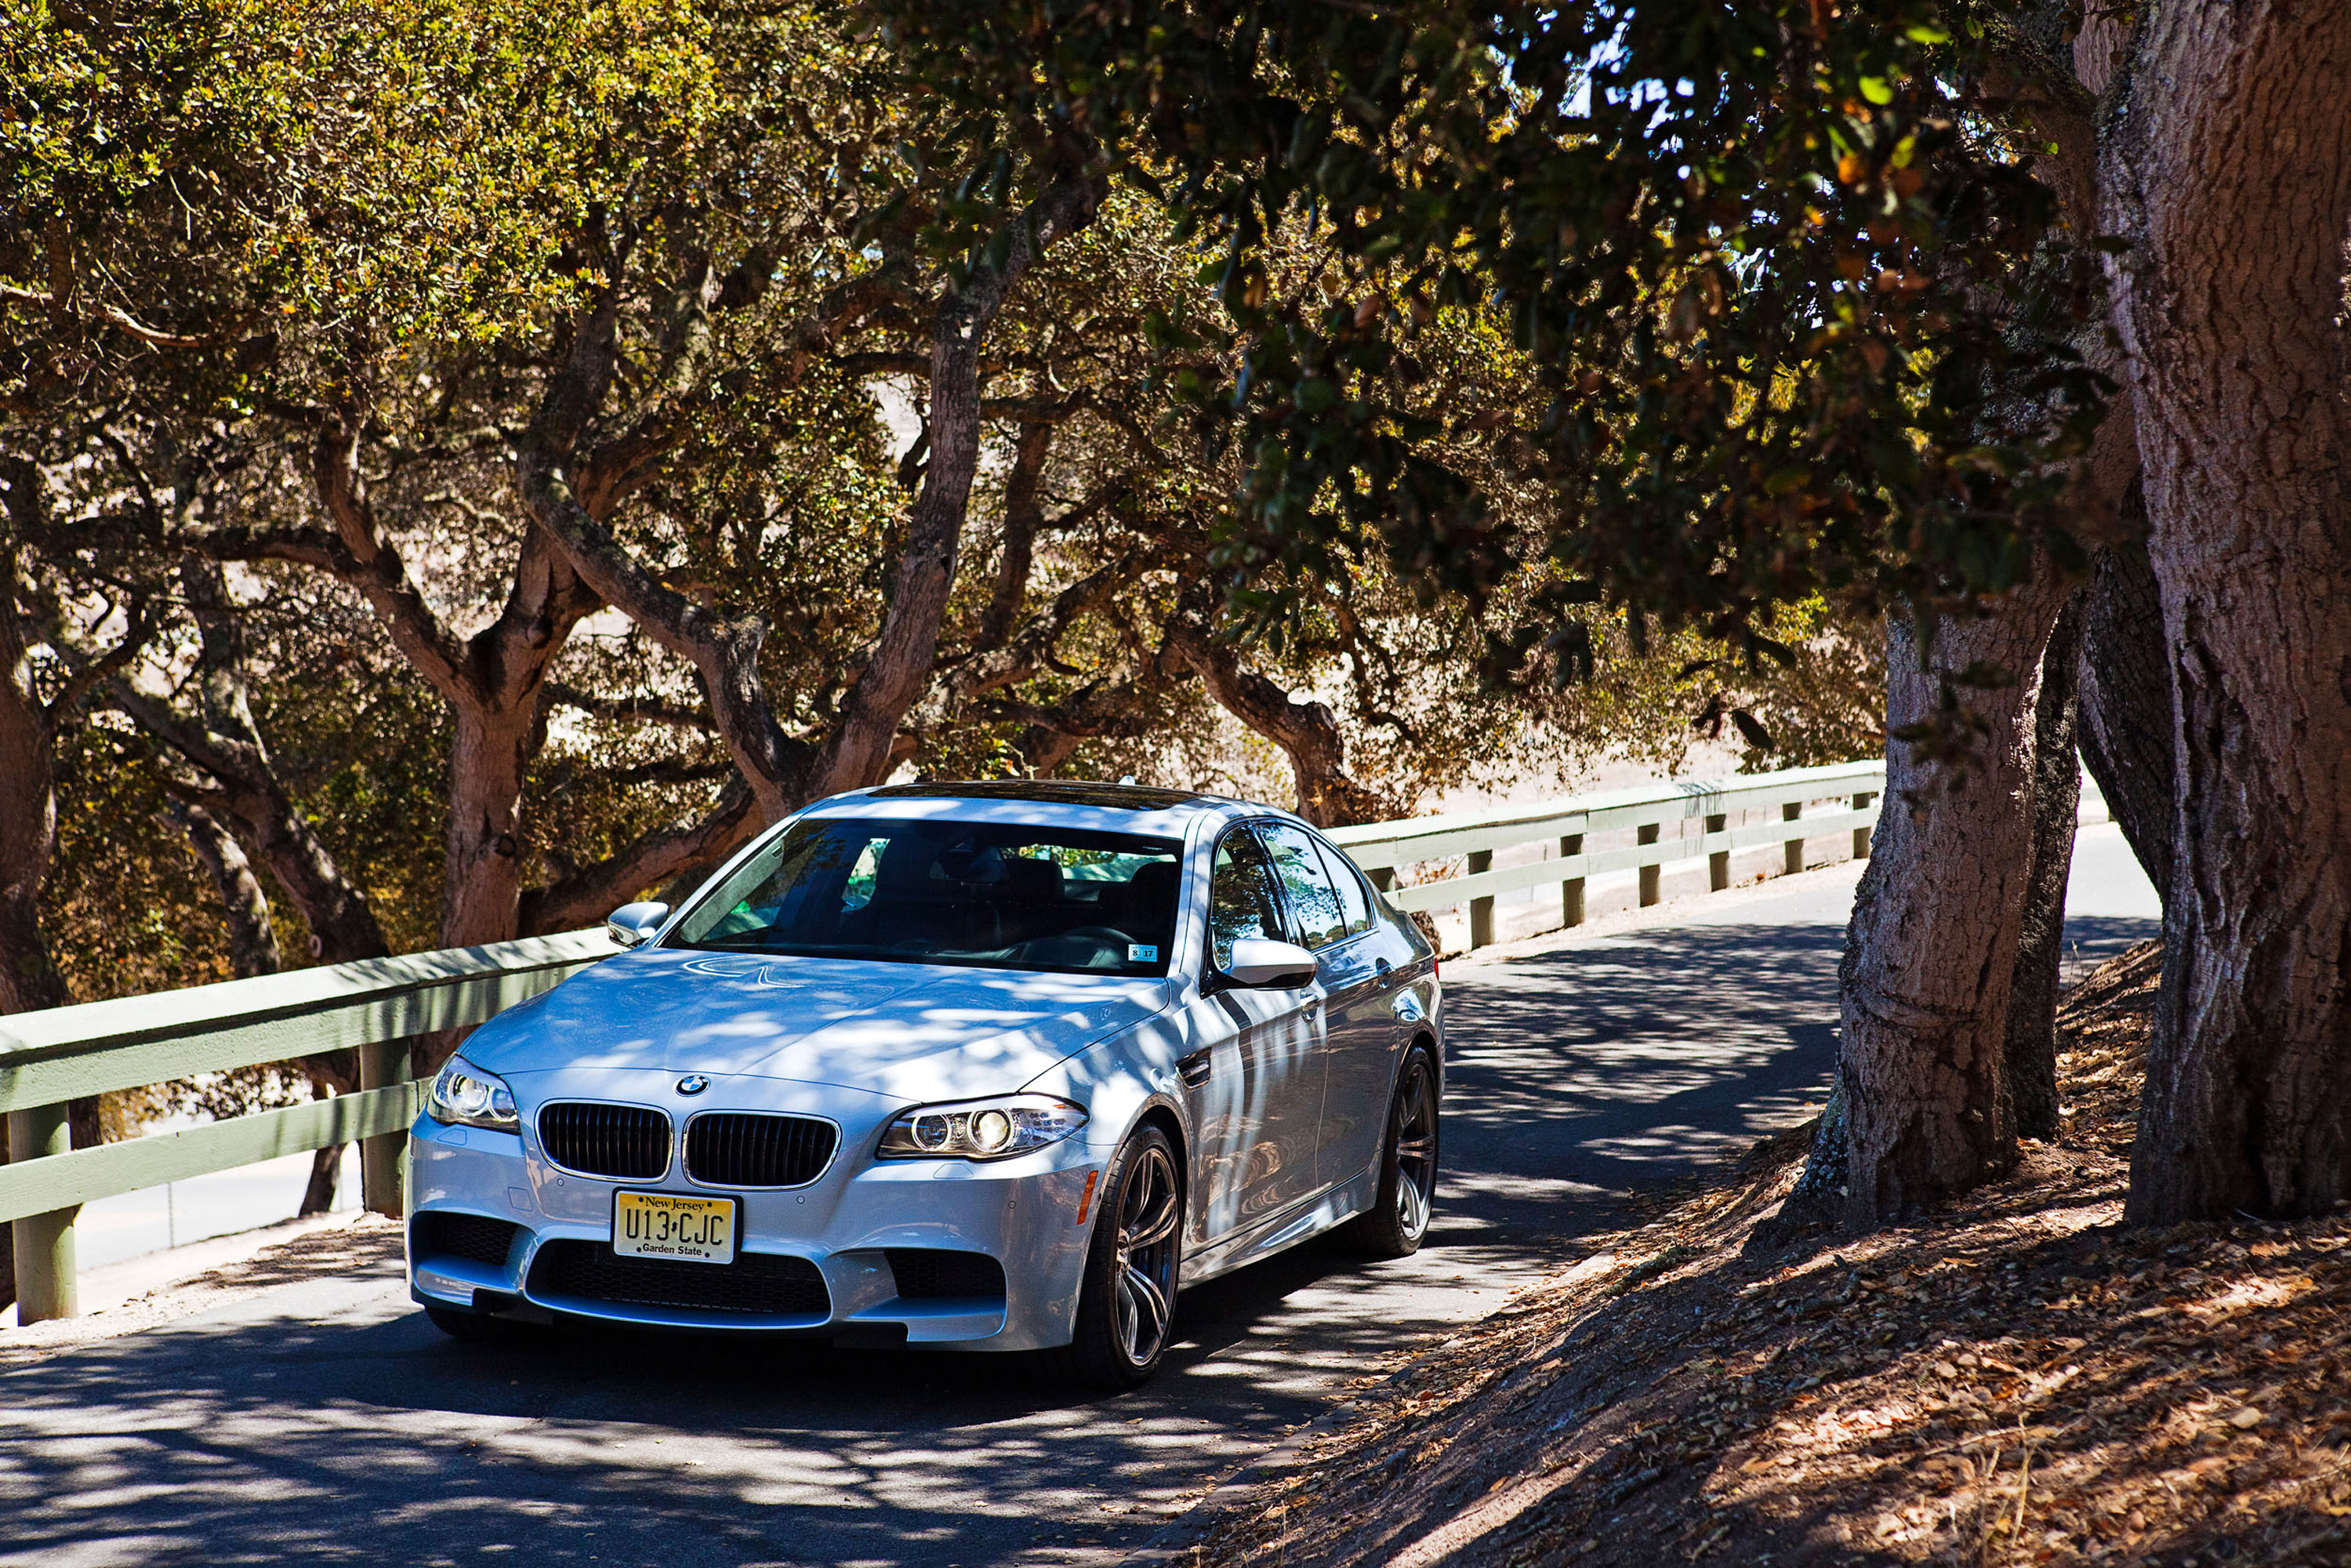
[1342,1044,1440,1259]
[425,1304,542,1348]
[1041,1124,1182,1391]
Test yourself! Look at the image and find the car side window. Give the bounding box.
[1209,829,1286,971]
[1312,838,1373,938]
[1257,823,1348,949]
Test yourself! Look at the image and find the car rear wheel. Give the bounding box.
[1343,1044,1439,1259]
[1043,1124,1182,1390]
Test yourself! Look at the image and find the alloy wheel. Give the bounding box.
[1112,1142,1180,1366]
[1393,1054,1438,1242]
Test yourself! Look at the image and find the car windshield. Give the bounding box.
[669,816,1183,977]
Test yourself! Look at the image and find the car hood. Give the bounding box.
[460,947,1170,1102]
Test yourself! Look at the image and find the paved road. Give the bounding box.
[0,836,2157,1568]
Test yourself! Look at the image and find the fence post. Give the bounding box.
[1852,791,1874,859]
[359,1038,409,1218]
[7,1102,79,1323]
[1637,823,1661,907]
[1706,813,1729,891]
[1467,850,1495,949]
[1561,833,1584,928]
[1782,800,1805,875]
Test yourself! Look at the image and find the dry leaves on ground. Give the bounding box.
[1186,941,2351,1568]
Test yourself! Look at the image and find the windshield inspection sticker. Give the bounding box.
[1127,944,1159,963]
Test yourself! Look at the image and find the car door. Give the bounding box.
[1257,822,1394,1190]
[1182,825,1326,1247]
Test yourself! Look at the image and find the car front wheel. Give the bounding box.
[1044,1124,1182,1390]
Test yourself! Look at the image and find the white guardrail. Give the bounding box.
[0,760,1885,1320]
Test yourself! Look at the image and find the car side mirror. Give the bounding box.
[1224,937,1318,988]
[605,901,671,949]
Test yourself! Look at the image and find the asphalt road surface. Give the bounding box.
[0,831,2158,1567]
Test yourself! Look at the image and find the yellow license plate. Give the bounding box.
[611,1191,736,1265]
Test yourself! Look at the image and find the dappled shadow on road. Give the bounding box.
[0,913,1857,1567]
[1436,920,1846,1252]
[0,1236,1492,1568]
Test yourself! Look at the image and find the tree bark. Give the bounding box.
[309,422,604,951]
[0,561,67,1017]
[1837,581,2069,1222]
[2005,594,2083,1142]
[165,799,281,978]
[2103,1,2351,1223]
[1163,617,1388,828]
[2075,525,2176,905]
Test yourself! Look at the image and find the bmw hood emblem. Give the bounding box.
[676,1074,711,1096]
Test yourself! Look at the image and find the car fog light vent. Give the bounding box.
[538,1102,671,1180]
[412,1210,521,1268]
[684,1112,838,1188]
[884,1248,1007,1301]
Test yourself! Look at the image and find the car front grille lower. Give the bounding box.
[684,1112,838,1188]
[885,1248,1007,1300]
[526,1240,830,1319]
[412,1210,521,1269]
[537,1102,670,1180]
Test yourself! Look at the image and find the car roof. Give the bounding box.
[800,780,1268,840]
[867,779,1206,811]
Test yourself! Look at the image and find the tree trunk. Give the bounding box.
[2005,595,2083,1142]
[438,530,601,950]
[2074,526,2176,905]
[1163,617,1388,828]
[0,553,67,1018]
[2104,1,2351,1224]
[1,542,64,1316]
[166,799,281,978]
[1838,582,2068,1222]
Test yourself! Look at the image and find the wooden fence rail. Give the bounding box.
[1,761,1885,1323]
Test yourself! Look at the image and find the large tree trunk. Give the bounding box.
[2005,595,2084,1142]
[2104,1,2351,1224]
[2075,526,2176,904]
[0,550,67,1018]
[0,550,61,1318]
[438,529,601,950]
[1837,582,2068,1222]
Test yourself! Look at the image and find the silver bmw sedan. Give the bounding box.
[405,781,1443,1388]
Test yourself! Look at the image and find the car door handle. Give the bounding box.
[1375,956,1393,978]
[1177,1047,1214,1088]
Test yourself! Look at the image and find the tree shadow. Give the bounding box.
[0,914,1863,1566]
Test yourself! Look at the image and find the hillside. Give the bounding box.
[1176,943,2351,1566]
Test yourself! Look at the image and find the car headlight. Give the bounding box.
[424,1056,519,1132]
[875,1094,1088,1161]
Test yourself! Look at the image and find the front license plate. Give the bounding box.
[611,1191,737,1265]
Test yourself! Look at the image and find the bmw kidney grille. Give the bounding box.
[536,1102,671,1180]
[684,1112,838,1188]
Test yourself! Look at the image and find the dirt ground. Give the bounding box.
[0,1213,403,1369]
[1180,942,2351,1567]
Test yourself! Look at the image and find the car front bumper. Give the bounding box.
[405,1073,1106,1352]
